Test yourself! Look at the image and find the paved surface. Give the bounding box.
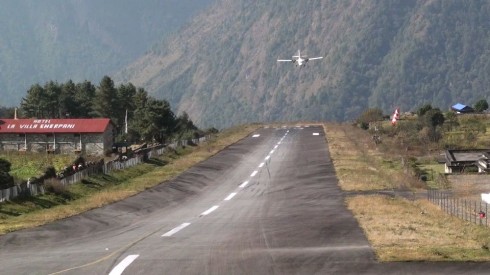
[1,126,490,274]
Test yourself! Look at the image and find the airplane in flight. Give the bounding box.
[277,50,323,67]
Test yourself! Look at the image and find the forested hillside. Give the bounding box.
[116,0,490,128]
[0,0,213,106]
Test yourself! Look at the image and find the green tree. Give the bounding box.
[21,81,62,118]
[356,108,384,129]
[422,108,445,128]
[135,98,176,143]
[93,76,119,124]
[116,83,137,133]
[443,111,459,132]
[0,158,14,189]
[74,81,96,118]
[0,158,12,173]
[474,99,489,112]
[43,81,62,118]
[133,88,149,110]
[174,112,199,139]
[59,80,78,118]
[21,84,45,118]
[417,104,433,117]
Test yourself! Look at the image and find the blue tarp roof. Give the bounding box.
[452,103,468,111]
[451,103,473,112]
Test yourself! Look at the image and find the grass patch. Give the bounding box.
[0,124,261,235]
[347,195,490,261]
[0,152,77,180]
[323,123,417,191]
[325,122,490,261]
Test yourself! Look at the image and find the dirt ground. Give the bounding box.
[447,174,490,201]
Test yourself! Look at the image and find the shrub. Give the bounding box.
[0,171,14,189]
[0,158,12,173]
[44,178,67,195]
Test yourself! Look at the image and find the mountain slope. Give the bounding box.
[0,0,213,106]
[116,0,490,128]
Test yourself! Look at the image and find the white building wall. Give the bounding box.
[0,126,113,156]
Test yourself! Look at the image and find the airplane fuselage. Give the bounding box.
[278,50,322,68]
[295,57,305,66]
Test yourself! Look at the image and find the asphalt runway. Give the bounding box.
[1,126,490,274]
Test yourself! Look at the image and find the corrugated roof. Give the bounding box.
[452,103,467,110]
[0,118,112,134]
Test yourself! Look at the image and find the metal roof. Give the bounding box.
[452,103,467,110]
[0,118,112,134]
[451,103,473,112]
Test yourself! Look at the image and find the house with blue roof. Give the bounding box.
[451,103,474,113]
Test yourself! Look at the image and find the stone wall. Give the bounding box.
[0,127,113,156]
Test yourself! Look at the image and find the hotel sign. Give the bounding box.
[6,120,76,129]
[0,118,110,133]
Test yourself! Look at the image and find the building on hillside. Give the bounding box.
[444,149,490,174]
[0,118,114,156]
[451,103,474,113]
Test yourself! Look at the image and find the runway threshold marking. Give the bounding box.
[201,205,219,216]
[162,222,191,237]
[108,254,139,275]
[224,192,237,201]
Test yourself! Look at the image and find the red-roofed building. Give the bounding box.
[0,118,114,156]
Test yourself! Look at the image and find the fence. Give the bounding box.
[0,183,45,202]
[427,189,489,227]
[0,136,209,202]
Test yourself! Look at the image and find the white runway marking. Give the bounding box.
[313,133,319,136]
[162,222,191,237]
[252,134,260,137]
[258,162,265,168]
[109,254,139,275]
[201,205,219,216]
[275,144,279,148]
[270,149,275,154]
[239,181,249,188]
[265,155,270,161]
[250,170,258,177]
[224,192,237,201]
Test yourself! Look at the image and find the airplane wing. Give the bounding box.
[308,57,323,61]
[277,59,293,62]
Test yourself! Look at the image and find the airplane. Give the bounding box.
[277,50,323,67]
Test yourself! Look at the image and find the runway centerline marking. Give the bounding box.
[252,134,260,137]
[265,155,270,161]
[224,192,237,201]
[108,254,139,275]
[250,170,258,177]
[162,223,191,237]
[201,205,219,216]
[258,162,265,168]
[313,133,319,136]
[239,181,249,188]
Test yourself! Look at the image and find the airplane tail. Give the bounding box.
[293,49,300,58]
